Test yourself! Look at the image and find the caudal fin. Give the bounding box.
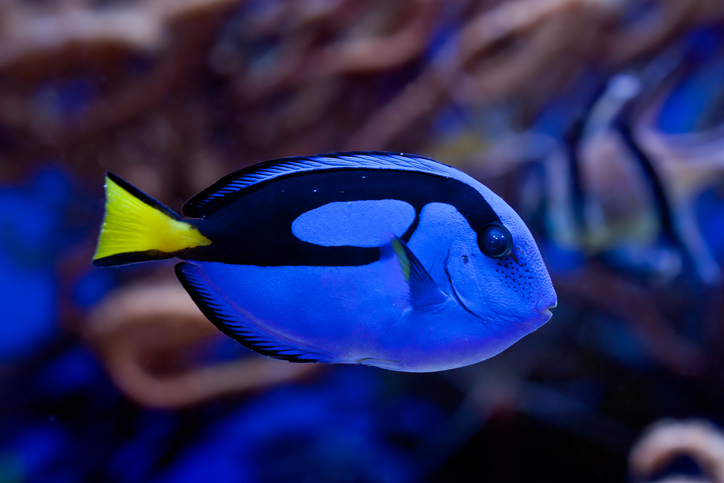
[92,173,211,267]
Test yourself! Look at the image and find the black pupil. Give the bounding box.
[481,225,511,258]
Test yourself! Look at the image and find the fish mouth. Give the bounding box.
[536,297,557,319]
[538,307,555,318]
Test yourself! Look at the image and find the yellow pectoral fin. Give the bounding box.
[93,173,211,266]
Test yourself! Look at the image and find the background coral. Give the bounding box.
[2,1,724,481]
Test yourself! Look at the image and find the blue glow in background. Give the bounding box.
[2,2,724,482]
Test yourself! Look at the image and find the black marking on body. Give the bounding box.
[186,168,503,267]
[183,152,456,218]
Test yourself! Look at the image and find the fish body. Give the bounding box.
[94,152,556,372]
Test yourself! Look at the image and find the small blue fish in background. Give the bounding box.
[92,152,556,372]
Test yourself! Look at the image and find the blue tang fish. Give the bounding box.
[93,152,556,372]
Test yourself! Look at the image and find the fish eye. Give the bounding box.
[479,224,512,259]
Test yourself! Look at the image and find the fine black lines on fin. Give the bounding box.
[182,151,457,218]
[380,236,447,311]
[92,250,173,267]
[174,262,328,363]
[106,172,180,221]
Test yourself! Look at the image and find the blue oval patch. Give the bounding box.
[291,200,416,247]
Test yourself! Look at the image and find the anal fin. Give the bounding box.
[175,262,328,363]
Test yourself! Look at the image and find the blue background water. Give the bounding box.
[2,2,724,482]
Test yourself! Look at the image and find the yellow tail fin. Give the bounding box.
[93,173,211,267]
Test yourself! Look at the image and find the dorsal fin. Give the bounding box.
[182,151,460,218]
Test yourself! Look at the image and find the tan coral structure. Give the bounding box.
[85,281,318,408]
[630,419,724,483]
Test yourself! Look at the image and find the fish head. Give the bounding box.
[443,201,557,338]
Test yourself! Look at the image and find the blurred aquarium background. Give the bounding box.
[3,0,724,481]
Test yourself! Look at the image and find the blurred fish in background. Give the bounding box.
[3,0,724,481]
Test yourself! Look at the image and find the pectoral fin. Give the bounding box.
[380,236,447,311]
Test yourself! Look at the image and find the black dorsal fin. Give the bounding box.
[182,151,457,218]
